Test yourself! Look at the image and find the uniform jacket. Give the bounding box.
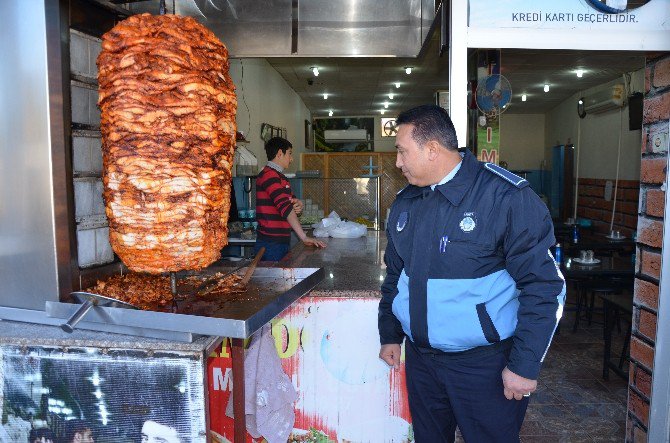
[379,149,566,379]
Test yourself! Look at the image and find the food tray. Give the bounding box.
[45,267,324,340]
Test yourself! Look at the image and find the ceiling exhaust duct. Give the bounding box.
[124,0,436,57]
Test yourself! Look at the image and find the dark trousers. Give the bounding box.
[405,339,529,443]
[253,238,289,261]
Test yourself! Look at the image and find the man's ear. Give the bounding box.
[426,140,441,160]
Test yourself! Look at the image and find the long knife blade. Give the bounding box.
[188,259,252,297]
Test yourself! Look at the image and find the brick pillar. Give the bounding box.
[627,52,670,442]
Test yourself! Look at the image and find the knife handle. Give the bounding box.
[239,247,265,287]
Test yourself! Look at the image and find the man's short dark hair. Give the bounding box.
[396,105,459,151]
[29,427,55,443]
[62,419,91,443]
[265,137,293,161]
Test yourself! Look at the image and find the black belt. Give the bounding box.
[414,337,514,360]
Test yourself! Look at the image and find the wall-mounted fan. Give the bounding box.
[475,74,512,119]
[382,118,398,137]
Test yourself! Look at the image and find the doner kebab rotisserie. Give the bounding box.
[97,13,237,275]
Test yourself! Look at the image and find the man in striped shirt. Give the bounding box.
[254,137,326,261]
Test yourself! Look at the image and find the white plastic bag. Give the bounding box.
[310,211,367,238]
[329,221,367,238]
[313,227,330,238]
[321,211,341,228]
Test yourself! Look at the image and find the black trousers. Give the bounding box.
[405,339,529,443]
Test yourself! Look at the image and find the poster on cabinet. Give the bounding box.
[0,345,207,442]
[208,296,413,443]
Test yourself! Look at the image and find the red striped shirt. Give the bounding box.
[255,165,294,243]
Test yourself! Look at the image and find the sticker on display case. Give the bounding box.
[208,297,413,442]
[469,0,664,30]
[0,346,207,442]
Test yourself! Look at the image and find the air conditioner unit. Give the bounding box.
[583,84,626,114]
[324,129,369,142]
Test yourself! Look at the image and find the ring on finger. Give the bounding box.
[522,392,531,397]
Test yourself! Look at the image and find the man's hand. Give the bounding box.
[502,366,537,400]
[291,198,304,216]
[302,237,327,248]
[379,344,401,369]
[287,211,325,248]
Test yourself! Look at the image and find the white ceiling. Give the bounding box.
[266,38,646,118]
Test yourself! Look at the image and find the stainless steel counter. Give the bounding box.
[0,319,219,353]
[45,267,324,339]
[2,232,382,346]
[276,231,388,297]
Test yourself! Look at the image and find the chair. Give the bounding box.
[572,278,618,331]
[599,292,633,380]
[557,275,587,335]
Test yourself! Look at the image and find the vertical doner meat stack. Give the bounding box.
[97,14,237,274]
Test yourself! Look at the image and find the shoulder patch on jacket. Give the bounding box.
[484,163,528,188]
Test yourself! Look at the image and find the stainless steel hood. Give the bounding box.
[0,1,71,310]
[125,0,437,57]
[0,0,436,316]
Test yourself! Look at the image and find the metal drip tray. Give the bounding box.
[45,267,324,340]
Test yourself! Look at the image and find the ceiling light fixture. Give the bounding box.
[544,84,550,92]
[522,94,527,102]
[405,67,412,75]
[383,102,389,108]
[323,93,328,100]
[395,82,401,88]
[328,110,333,117]
[381,109,386,115]
[311,66,319,77]
[576,69,584,78]
[388,93,394,100]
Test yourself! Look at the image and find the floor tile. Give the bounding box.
[524,286,631,443]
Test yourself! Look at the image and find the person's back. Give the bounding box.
[255,164,293,245]
[253,137,325,261]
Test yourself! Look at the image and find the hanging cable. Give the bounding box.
[573,94,582,221]
[610,106,624,233]
[240,60,251,139]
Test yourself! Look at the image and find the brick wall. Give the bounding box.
[576,178,640,237]
[626,52,670,442]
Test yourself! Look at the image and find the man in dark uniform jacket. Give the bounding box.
[378,105,565,442]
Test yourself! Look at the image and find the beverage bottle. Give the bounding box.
[554,243,562,264]
[572,225,580,244]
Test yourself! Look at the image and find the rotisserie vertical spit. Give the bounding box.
[97,14,237,274]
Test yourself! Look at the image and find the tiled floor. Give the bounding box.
[455,292,631,443]
[521,308,630,443]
